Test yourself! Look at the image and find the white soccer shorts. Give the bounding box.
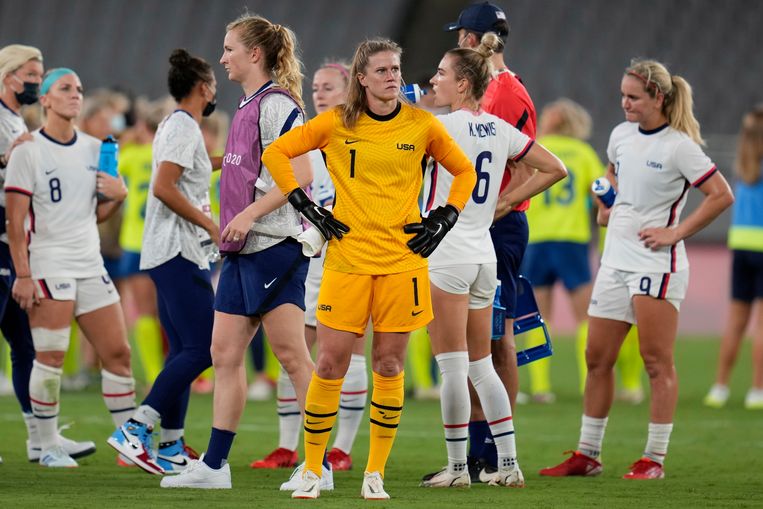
[34,274,121,316]
[429,262,497,309]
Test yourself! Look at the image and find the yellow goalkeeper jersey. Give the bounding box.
[264,102,476,275]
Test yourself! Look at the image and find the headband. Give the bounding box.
[322,63,350,80]
[40,68,76,95]
[627,70,662,94]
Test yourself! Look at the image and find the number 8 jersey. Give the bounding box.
[423,109,533,267]
[5,129,105,278]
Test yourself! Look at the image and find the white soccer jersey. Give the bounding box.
[4,129,105,278]
[603,121,717,273]
[141,111,213,271]
[0,99,28,242]
[240,92,305,254]
[424,109,533,266]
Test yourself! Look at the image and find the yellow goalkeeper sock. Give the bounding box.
[366,371,404,477]
[303,372,343,476]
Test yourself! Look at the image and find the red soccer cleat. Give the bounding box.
[183,441,200,460]
[622,457,664,479]
[539,450,603,477]
[326,447,352,471]
[250,447,298,469]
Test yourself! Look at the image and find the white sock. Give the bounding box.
[468,354,517,470]
[644,422,673,464]
[578,415,608,459]
[276,366,301,451]
[332,354,368,454]
[132,404,160,427]
[23,412,39,444]
[435,351,469,475]
[29,360,62,451]
[161,427,184,444]
[101,369,136,428]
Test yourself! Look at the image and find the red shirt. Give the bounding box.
[481,69,537,211]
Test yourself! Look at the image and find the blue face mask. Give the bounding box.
[110,114,126,134]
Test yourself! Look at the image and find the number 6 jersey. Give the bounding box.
[423,109,533,267]
[4,129,105,278]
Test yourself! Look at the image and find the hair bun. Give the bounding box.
[477,32,500,58]
[169,48,191,67]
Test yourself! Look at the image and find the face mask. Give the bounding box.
[202,98,217,117]
[110,114,126,134]
[14,80,39,105]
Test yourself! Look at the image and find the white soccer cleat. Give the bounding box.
[28,434,96,462]
[361,471,390,500]
[703,384,729,408]
[420,467,471,488]
[291,469,321,499]
[745,388,763,410]
[39,446,78,468]
[488,466,525,487]
[280,461,334,491]
[160,455,231,489]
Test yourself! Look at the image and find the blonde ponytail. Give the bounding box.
[271,24,304,109]
[735,106,763,185]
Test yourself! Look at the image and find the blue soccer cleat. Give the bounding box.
[107,420,164,475]
[157,438,198,474]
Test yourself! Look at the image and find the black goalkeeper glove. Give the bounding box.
[288,188,350,240]
[403,204,460,258]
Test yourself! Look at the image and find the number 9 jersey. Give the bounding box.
[423,109,533,267]
[4,129,105,279]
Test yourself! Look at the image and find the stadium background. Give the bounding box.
[1,0,761,333]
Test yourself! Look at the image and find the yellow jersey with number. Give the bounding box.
[264,102,476,275]
[118,142,153,252]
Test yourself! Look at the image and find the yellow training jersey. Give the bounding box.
[526,134,603,244]
[118,142,153,252]
[264,102,476,275]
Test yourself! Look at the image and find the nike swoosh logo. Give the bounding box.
[159,456,188,466]
[411,310,424,316]
[369,485,378,494]
[344,139,360,144]
[381,415,397,420]
[45,168,57,175]
[264,277,277,288]
[306,420,321,425]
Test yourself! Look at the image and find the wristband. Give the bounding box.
[16,274,31,279]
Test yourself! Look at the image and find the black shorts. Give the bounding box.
[731,249,763,302]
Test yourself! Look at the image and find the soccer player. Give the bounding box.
[5,68,135,467]
[262,38,477,500]
[705,105,763,409]
[540,59,734,480]
[420,35,566,488]
[161,14,314,489]
[0,44,95,464]
[254,61,368,474]
[108,49,219,475]
[444,1,537,478]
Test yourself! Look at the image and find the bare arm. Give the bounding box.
[95,173,128,223]
[209,155,223,171]
[494,142,568,221]
[639,171,734,250]
[220,153,313,243]
[6,191,37,311]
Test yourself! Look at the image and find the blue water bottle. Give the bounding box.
[401,83,425,103]
[591,177,616,208]
[97,135,119,201]
[492,282,506,340]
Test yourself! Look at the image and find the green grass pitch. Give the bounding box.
[1,337,761,508]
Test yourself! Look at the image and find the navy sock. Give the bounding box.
[468,420,489,459]
[483,434,498,469]
[322,451,330,470]
[204,427,236,469]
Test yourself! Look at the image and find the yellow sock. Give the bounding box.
[366,371,404,477]
[576,321,589,394]
[407,327,433,389]
[134,315,163,385]
[526,327,552,395]
[617,326,644,392]
[63,321,80,376]
[304,372,343,476]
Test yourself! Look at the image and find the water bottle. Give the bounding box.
[401,83,426,103]
[591,177,616,208]
[492,282,506,340]
[97,135,119,201]
[197,192,221,264]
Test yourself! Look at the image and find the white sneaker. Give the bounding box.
[28,427,97,462]
[361,471,389,500]
[291,469,321,499]
[744,388,763,409]
[488,466,525,487]
[280,461,334,491]
[39,446,78,468]
[160,455,231,489]
[420,467,470,487]
[704,384,730,408]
